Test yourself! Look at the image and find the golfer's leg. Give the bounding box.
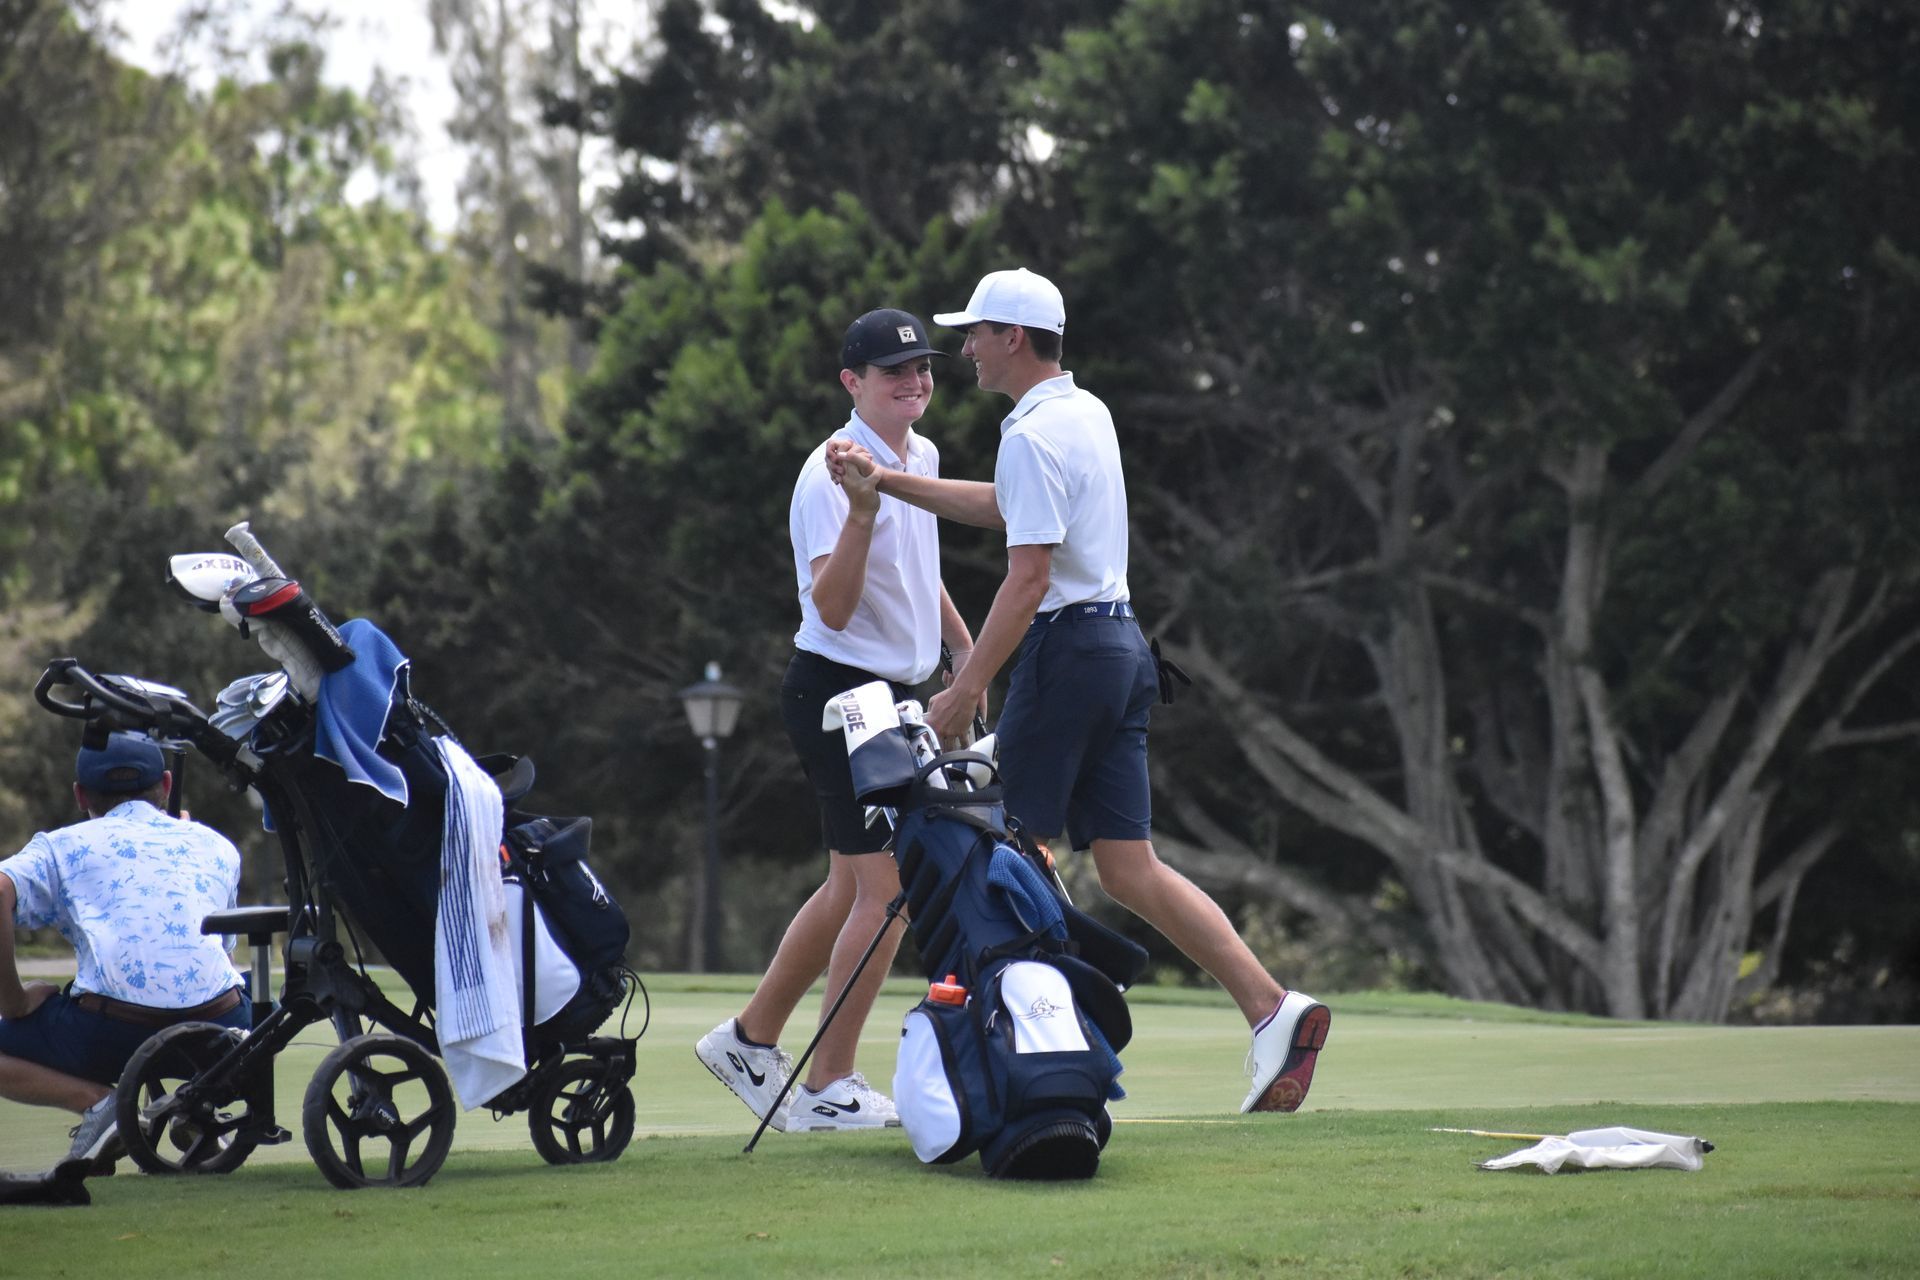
[0,1051,108,1113]
[736,861,855,1045]
[803,852,904,1089]
[1090,837,1285,1026]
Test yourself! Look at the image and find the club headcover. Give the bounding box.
[168,552,258,613]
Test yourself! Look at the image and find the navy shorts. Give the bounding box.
[997,612,1159,850]
[781,649,909,855]
[0,988,250,1085]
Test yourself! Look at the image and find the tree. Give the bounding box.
[1031,0,1920,1019]
[1,6,508,881]
[600,0,1123,272]
[528,0,593,375]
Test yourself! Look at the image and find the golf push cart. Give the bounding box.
[33,524,645,1188]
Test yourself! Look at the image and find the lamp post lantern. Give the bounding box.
[678,661,743,973]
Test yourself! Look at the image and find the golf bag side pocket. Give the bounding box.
[896,959,1119,1177]
[503,814,631,1043]
[977,961,1115,1177]
[896,992,1002,1165]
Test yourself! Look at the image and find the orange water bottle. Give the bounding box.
[929,974,967,1005]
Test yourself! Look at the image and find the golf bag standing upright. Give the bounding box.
[829,683,1147,1180]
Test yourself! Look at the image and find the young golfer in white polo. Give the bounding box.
[698,308,980,1132]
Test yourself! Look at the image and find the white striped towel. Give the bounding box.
[431,737,520,1108]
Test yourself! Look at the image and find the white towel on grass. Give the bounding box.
[432,737,520,1108]
[1480,1126,1711,1173]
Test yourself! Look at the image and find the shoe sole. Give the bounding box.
[786,1091,901,1132]
[1247,1004,1331,1113]
[694,1044,789,1133]
[785,1117,898,1132]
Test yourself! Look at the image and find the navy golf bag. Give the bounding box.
[874,749,1148,1179]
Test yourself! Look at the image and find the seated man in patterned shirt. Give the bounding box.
[0,732,249,1169]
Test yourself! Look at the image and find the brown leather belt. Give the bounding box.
[73,986,243,1029]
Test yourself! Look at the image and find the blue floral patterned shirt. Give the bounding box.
[4,799,244,1007]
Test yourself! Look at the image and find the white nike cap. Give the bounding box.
[933,268,1066,335]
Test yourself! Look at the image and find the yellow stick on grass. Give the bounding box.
[1428,1127,1554,1141]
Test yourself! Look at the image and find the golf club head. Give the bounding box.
[102,674,192,704]
[959,733,996,787]
[167,553,258,612]
[825,683,918,806]
[209,671,294,738]
[223,577,356,674]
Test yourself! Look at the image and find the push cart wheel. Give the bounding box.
[301,1033,456,1189]
[115,1022,257,1175]
[527,1056,635,1165]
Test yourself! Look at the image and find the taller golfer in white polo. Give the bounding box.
[829,269,1330,1112]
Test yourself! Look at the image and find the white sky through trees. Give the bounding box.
[105,0,646,230]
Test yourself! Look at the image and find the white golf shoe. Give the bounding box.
[787,1073,901,1131]
[1241,991,1331,1113]
[696,1019,795,1132]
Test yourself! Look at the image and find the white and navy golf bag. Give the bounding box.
[832,685,1147,1179]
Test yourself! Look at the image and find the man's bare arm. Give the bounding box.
[937,583,988,725]
[878,471,1004,529]
[926,544,1052,739]
[809,452,884,630]
[827,440,1005,529]
[0,872,31,1019]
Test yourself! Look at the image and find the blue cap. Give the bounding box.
[75,732,166,794]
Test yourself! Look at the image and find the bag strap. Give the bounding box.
[520,873,538,1038]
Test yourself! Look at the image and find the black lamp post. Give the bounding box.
[677,661,743,973]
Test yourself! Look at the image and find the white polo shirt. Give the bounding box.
[791,413,945,685]
[995,374,1131,613]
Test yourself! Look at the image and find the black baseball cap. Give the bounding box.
[841,309,946,371]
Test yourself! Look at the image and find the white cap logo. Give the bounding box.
[897,325,918,343]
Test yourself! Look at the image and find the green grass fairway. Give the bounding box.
[4,976,1917,1277]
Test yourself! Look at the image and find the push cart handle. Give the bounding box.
[34,658,152,722]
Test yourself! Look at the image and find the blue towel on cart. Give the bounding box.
[260,618,409,832]
[315,618,411,806]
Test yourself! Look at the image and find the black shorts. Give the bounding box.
[780,649,910,854]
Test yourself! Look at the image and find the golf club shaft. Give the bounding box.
[1429,1128,1553,1141]
[743,890,908,1154]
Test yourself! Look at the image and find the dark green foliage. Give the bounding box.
[5,0,1915,1008]
[603,0,1123,268]
[1017,0,1920,1016]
